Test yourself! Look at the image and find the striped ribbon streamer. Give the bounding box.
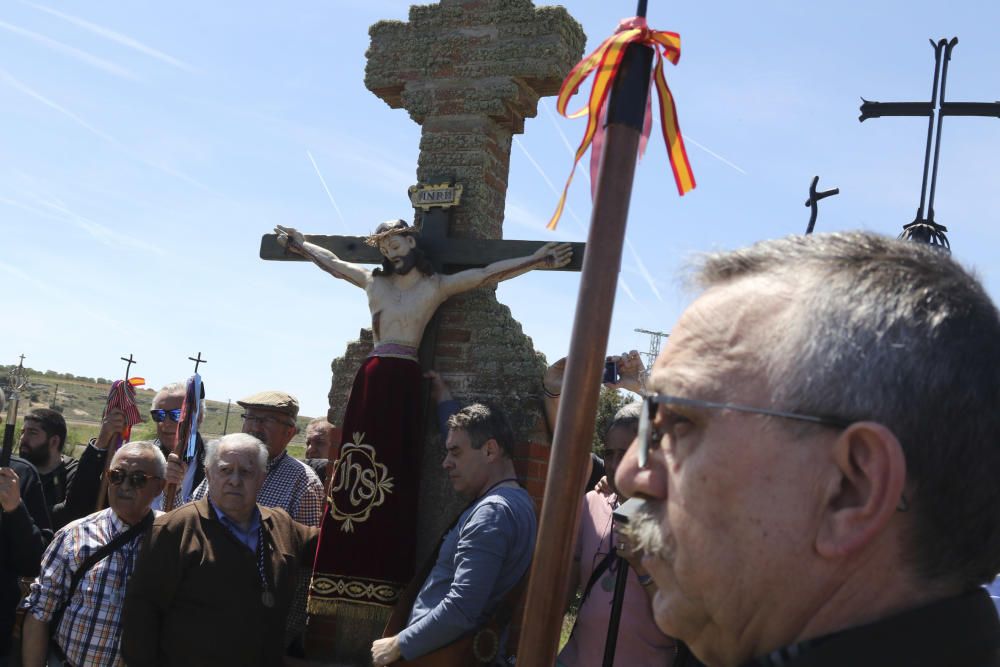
[105,377,144,452]
[547,16,695,230]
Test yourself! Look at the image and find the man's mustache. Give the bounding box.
[619,499,670,561]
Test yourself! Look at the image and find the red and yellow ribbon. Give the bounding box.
[547,17,695,230]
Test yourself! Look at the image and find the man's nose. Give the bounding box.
[616,437,667,501]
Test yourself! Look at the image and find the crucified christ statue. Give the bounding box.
[274,220,572,348]
[273,219,572,637]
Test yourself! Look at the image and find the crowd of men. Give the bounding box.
[2,231,1000,666]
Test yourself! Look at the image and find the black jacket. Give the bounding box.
[741,588,1000,667]
[0,456,50,655]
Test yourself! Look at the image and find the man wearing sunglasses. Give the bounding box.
[615,232,1000,667]
[153,382,207,507]
[22,441,164,667]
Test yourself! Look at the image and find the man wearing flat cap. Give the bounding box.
[169,389,323,652]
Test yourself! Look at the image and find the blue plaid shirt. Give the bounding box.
[23,508,153,667]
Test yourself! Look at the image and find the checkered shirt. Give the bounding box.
[190,450,324,527]
[22,508,147,667]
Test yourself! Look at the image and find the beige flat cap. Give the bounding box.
[237,390,299,419]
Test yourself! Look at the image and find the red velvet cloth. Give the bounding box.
[308,355,422,620]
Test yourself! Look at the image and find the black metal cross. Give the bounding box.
[188,352,208,374]
[803,176,839,235]
[860,37,1000,249]
[120,353,137,381]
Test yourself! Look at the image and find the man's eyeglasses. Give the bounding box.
[241,414,296,429]
[108,469,161,489]
[636,394,851,468]
[150,408,182,423]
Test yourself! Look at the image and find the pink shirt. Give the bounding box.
[557,491,676,667]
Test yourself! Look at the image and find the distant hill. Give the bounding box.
[1,366,313,456]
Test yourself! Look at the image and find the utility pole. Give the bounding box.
[50,384,58,409]
[634,327,670,369]
[223,399,232,435]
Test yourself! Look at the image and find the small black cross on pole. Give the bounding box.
[120,354,137,381]
[860,37,1000,250]
[804,176,839,235]
[188,352,208,374]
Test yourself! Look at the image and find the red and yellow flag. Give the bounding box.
[548,17,695,230]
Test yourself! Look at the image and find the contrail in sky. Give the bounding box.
[0,19,136,80]
[0,68,211,192]
[512,136,587,235]
[306,150,348,231]
[17,0,194,72]
[512,136,639,304]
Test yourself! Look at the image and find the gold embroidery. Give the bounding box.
[310,575,400,605]
[327,432,394,532]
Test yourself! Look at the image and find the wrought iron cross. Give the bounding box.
[188,352,208,374]
[120,353,137,381]
[804,176,839,235]
[860,37,1000,249]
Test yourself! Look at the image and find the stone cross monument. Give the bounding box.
[311,1,584,662]
[357,0,582,539]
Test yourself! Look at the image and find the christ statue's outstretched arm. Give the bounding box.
[438,242,573,298]
[274,225,372,289]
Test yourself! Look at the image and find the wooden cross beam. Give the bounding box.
[860,37,1000,247]
[259,217,585,273]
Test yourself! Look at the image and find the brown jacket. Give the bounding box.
[121,497,319,667]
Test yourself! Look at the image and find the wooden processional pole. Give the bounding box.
[516,1,657,663]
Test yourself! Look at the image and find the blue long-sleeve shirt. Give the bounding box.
[397,486,536,660]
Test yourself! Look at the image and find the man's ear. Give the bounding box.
[48,435,61,453]
[483,438,500,461]
[405,235,417,250]
[816,422,907,559]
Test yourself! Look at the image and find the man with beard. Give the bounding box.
[616,232,1000,667]
[167,390,322,653]
[273,220,570,652]
[0,389,49,667]
[19,408,114,528]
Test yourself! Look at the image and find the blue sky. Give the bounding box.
[3,1,999,417]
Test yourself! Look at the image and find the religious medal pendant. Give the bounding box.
[262,588,275,608]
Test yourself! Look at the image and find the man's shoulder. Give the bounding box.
[153,499,205,530]
[468,487,536,525]
[9,455,40,481]
[272,453,322,486]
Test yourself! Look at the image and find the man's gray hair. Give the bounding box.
[694,231,1000,589]
[155,382,206,422]
[205,433,268,472]
[111,440,167,478]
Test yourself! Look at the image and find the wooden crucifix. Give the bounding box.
[860,37,1000,248]
[259,180,585,367]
